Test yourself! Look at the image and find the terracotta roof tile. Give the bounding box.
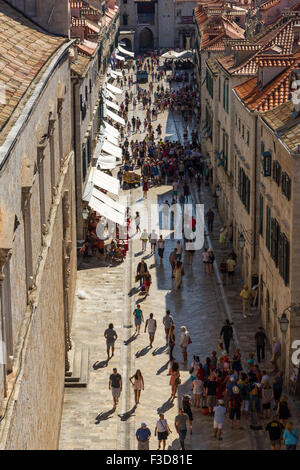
[0,0,67,138]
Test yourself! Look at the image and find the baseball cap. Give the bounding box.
[141,422,147,427]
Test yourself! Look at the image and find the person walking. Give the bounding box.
[104,323,118,360]
[174,261,184,290]
[219,226,227,249]
[144,269,152,296]
[180,326,191,365]
[163,310,174,345]
[175,409,189,450]
[271,338,281,373]
[157,235,165,262]
[135,211,141,233]
[226,255,236,284]
[206,209,215,233]
[175,240,183,261]
[137,259,147,288]
[182,394,193,435]
[169,247,177,278]
[192,372,204,408]
[169,323,176,361]
[130,369,144,405]
[155,413,171,450]
[219,258,227,285]
[109,368,122,408]
[282,422,299,450]
[204,373,218,415]
[133,304,144,334]
[261,382,273,419]
[213,400,226,441]
[273,371,283,408]
[219,319,233,354]
[232,348,243,379]
[240,285,251,318]
[144,313,157,348]
[229,386,242,429]
[208,248,215,274]
[140,229,149,252]
[202,247,210,273]
[136,422,151,450]
[255,326,267,363]
[266,417,284,450]
[169,360,180,400]
[142,178,149,199]
[276,396,291,427]
[149,230,158,254]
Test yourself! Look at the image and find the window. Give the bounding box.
[205,69,213,98]
[123,0,127,3]
[218,76,221,102]
[122,13,128,25]
[266,206,271,251]
[242,125,244,139]
[238,166,250,213]
[270,218,280,266]
[259,194,264,235]
[223,79,229,113]
[247,130,250,146]
[272,160,281,186]
[261,142,272,177]
[204,106,213,142]
[82,145,87,181]
[222,132,228,172]
[238,119,241,133]
[279,233,290,285]
[281,172,291,200]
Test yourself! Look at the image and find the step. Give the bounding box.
[65,347,75,377]
[65,346,82,383]
[64,345,89,388]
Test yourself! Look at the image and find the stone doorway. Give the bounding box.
[139,27,154,50]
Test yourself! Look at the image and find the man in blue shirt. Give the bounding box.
[213,400,226,441]
[136,422,151,450]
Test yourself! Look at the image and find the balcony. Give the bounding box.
[138,14,155,25]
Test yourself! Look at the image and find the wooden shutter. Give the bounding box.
[259,194,264,235]
[266,206,271,251]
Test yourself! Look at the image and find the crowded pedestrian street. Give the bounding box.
[59,56,300,451]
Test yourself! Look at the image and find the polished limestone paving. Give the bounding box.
[59,68,300,450]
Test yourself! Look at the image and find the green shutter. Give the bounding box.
[259,194,264,235]
[266,206,271,251]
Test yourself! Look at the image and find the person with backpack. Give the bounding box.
[229,386,242,429]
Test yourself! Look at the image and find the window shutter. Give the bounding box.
[285,238,290,285]
[266,206,271,251]
[259,194,264,235]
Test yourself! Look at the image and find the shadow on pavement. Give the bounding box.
[118,405,137,421]
[128,286,140,297]
[124,333,137,346]
[152,345,168,356]
[157,397,174,414]
[95,408,115,424]
[156,360,170,375]
[93,359,109,370]
[136,345,151,358]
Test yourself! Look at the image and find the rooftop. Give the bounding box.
[260,100,300,153]
[71,53,91,76]
[0,0,67,141]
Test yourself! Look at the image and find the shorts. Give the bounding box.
[206,395,216,408]
[111,387,121,398]
[148,331,155,338]
[135,318,142,326]
[214,420,223,430]
[241,400,249,411]
[229,408,241,420]
[157,431,168,441]
[106,340,115,349]
[271,439,281,447]
[263,403,271,410]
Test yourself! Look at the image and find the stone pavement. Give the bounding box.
[59,65,300,450]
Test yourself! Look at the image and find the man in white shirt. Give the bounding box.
[180,326,190,364]
[144,313,157,348]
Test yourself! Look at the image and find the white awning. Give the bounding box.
[92,187,126,214]
[112,69,123,77]
[118,45,135,57]
[115,53,126,61]
[102,139,122,158]
[92,168,120,195]
[105,89,117,101]
[104,131,119,146]
[103,120,120,138]
[105,99,120,111]
[88,196,125,225]
[106,82,123,95]
[106,108,125,126]
[110,70,118,79]
[98,154,116,164]
[98,160,116,170]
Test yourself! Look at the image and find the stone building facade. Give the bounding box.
[0,0,77,449]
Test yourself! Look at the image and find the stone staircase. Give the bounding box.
[65,344,89,388]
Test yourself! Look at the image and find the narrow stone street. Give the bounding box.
[59,68,300,451]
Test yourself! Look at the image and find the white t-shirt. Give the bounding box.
[156,419,168,433]
[135,216,140,226]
